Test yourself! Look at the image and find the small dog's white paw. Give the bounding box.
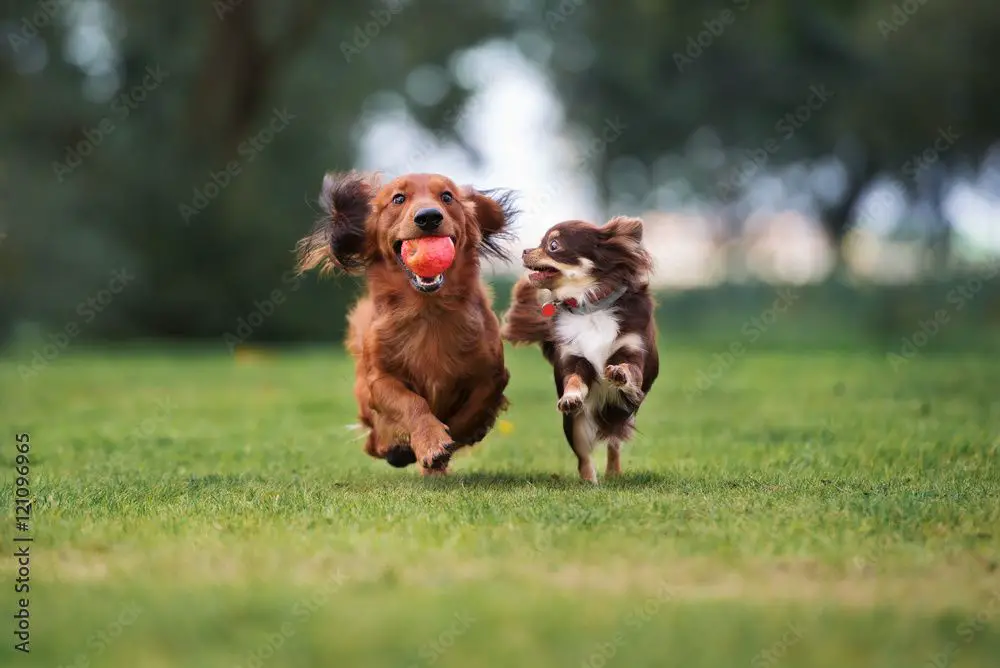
[557,390,585,414]
[604,364,643,402]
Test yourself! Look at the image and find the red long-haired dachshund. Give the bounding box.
[296,171,517,475]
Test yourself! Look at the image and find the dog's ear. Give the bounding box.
[462,186,518,262]
[601,216,644,243]
[296,171,380,275]
[599,215,653,277]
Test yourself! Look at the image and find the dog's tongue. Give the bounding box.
[401,237,456,278]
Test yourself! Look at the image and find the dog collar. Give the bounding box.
[542,284,627,317]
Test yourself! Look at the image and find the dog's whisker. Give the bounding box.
[302,193,323,218]
[344,423,369,442]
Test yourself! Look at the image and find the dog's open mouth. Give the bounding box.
[393,239,452,293]
[525,264,560,284]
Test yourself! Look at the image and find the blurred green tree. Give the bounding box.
[1,0,998,346]
[533,0,1000,262]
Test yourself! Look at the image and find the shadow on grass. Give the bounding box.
[154,469,759,494]
[418,469,679,490]
[44,471,679,499]
[44,469,860,504]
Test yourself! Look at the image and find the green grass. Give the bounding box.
[2,344,999,667]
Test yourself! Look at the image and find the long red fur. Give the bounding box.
[298,172,516,474]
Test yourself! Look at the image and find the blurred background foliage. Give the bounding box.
[1,0,998,351]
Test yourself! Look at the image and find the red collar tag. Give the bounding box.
[541,302,556,317]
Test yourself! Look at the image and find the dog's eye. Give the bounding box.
[392,193,406,205]
[441,191,454,204]
[548,239,560,252]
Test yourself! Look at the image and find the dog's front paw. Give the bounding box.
[604,364,644,402]
[420,464,449,477]
[412,419,455,469]
[422,446,454,471]
[604,363,633,386]
[557,391,585,414]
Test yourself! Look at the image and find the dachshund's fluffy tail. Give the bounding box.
[500,277,553,346]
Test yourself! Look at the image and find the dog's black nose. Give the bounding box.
[522,249,529,258]
[414,208,443,231]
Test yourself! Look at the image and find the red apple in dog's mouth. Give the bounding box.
[400,236,456,278]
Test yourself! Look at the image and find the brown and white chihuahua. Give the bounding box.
[501,216,659,483]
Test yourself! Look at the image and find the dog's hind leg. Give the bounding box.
[346,298,377,431]
[606,439,622,478]
[447,367,510,447]
[555,359,599,483]
[601,412,635,479]
[563,412,599,484]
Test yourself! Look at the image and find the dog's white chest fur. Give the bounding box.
[555,309,620,372]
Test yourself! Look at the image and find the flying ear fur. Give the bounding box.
[461,186,519,263]
[602,215,644,243]
[600,215,653,278]
[296,171,380,276]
